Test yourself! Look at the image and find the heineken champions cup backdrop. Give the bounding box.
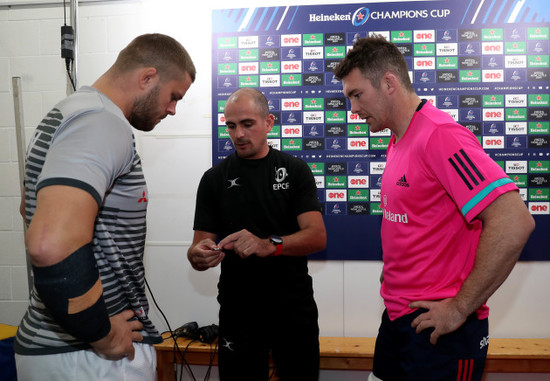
[211,0,550,260]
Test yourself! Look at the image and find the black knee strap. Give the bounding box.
[32,242,111,343]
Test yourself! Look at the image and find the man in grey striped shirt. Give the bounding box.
[14,33,195,381]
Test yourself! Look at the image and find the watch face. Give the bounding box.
[270,235,283,245]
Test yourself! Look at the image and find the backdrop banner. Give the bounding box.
[211,0,550,260]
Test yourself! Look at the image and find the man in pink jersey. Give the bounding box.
[334,36,535,380]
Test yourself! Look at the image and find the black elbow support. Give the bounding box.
[32,242,111,343]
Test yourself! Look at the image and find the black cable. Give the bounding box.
[145,277,198,380]
[61,0,76,92]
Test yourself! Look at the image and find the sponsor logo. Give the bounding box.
[507,161,528,173]
[483,70,504,82]
[352,7,369,26]
[308,162,325,174]
[304,74,324,85]
[460,95,481,107]
[347,138,369,150]
[238,36,258,48]
[238,62,258,75]
[437,70,458,82]
[303,33,323,46]
[282,98,302,111]
[326,163,347,174]
[260,75,280,87]
[304,138,324,150]
[282,125,302,137]
[348,176,369,188]
[260,62,280,74]
[303,46,323,59]
[370,162,386,175]
[304,111,324,124]
[483,109,504,121]
[529,136,550,148]
[309,12,352,23]
[348,202,369,214]
[325,33,345,45]
[383,208,409,223]
[281,34,301,46]
[483,136,505,149]
[326,175,347,188]
[483,28,503,41]
[529,202,550,214]
[272,167,289,190]
[396,174,410,187]
[281,138,302,150]
[459,29,480,41]
[325,124,346,136]
[260,49,280,61]
[506,122,527,135]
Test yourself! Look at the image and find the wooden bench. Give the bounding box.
[155,335,550,381]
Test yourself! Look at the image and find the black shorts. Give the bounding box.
[373,309,489,381]
[217,298,319,381]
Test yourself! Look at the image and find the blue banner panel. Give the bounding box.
[212,0,550,260]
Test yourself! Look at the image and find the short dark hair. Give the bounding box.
[112,33,196,83]
[334,35,413,92]
[226,88,269,117]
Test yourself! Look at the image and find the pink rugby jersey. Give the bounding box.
[380,101,518,321]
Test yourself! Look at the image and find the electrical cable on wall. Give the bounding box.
[145,278,218,380]
[61,0,76,92]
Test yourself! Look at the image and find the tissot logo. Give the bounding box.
[370,162,386,174]
[238,36,258,49]
[260,75,280,87]
[304,111,324,124]
[303,46,323,59]
[506,122,527,135]
[506,160,528,173]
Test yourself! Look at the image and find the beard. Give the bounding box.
[128,85,161,131]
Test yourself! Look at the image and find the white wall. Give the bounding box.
[0,1,548,380]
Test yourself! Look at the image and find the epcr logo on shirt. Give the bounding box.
[273,167,290,190]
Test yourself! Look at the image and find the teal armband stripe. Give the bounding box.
[461,177,514,217]
[32,242,111,343]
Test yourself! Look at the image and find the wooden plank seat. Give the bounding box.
[155,335,550,381]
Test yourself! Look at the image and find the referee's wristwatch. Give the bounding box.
[269,235,283,256]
